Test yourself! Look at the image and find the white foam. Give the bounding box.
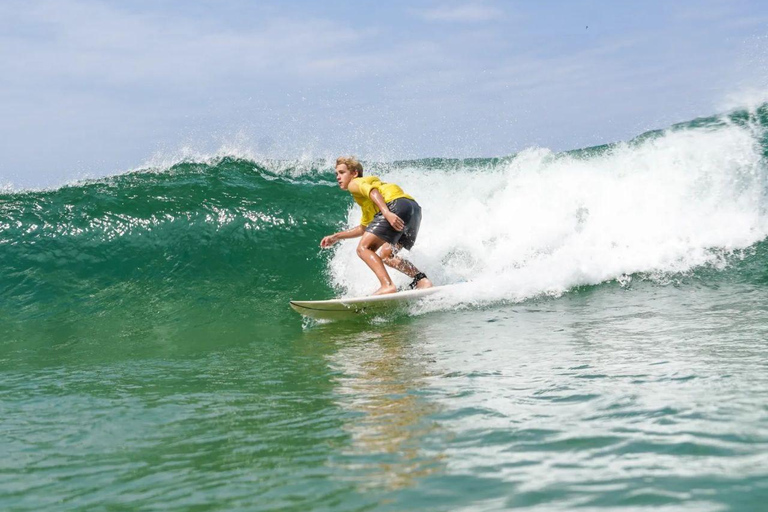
[721,87,768,113]
[135,130,343,180]
[328,118,768,309]
[137,142,335,179]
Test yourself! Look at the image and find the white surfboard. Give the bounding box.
[290,286,448,320]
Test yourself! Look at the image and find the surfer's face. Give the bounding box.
[335,164,357,190]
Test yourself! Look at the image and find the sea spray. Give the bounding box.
[330,109,768,308]
[1,106,766,325]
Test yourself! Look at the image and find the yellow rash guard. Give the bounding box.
[350,176,415,226]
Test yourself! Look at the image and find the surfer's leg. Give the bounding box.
[374,201,432,289]
[357,233,397,295]
[380,244,419,276]
[380,244,433,289]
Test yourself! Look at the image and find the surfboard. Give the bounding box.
[290,286,447,320]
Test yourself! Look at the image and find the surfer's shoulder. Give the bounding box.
[352,175,379,184]
[348,177,362,195]
[349,175,379,196]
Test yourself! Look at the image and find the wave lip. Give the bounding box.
[1,105,767,318]
[330,106,768,306]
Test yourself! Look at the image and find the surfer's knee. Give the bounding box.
[356,242,372,258]
[357,234,385,259]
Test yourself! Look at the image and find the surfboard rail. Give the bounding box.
[290,286,446,320]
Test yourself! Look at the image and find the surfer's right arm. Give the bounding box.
[320,225,365,248]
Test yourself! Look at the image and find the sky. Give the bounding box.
[1,0,767,188]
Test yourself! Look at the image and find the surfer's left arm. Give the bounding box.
[369,189,404,231]
[320,225,365,248]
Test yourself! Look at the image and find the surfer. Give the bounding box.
[320,156,433,295]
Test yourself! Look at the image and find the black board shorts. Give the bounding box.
[365,198,422,250]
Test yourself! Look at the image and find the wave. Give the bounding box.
[1,105,767,325]
[330,105,768,306]
[0,158,343,329]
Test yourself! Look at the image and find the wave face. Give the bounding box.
[2,105,768,331]
[0,160,343,341]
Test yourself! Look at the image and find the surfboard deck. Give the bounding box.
[290,286,447,320]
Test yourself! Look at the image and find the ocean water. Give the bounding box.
[1,105,768,510]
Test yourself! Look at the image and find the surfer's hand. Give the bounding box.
[320,235,338,248]
[385,212,404,231]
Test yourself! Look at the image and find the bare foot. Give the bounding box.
[372,284,397,295]
[415,278,433,289]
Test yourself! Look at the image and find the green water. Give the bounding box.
[2,107,768,510]
[3,283,767,510]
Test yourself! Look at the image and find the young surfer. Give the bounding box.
[320,156,433,295]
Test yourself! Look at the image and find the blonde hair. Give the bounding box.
[336,156,363,176]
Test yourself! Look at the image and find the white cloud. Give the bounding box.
[412,1,503,23]
[0,0,760,187]
[0,0,368,93]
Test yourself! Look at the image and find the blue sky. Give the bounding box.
[1,0,767,187]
